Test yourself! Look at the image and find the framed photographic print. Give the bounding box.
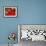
[18,24,46,41]
[4,6,17,17]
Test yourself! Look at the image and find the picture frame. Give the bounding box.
[18,24,46,41]
[4,6,17,17]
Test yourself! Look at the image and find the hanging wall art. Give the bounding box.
[4,6,17,17]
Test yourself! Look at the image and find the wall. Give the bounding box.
[0,0,46,45]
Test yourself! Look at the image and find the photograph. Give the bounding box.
[4,6,17,17]
[18,25,46,41]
